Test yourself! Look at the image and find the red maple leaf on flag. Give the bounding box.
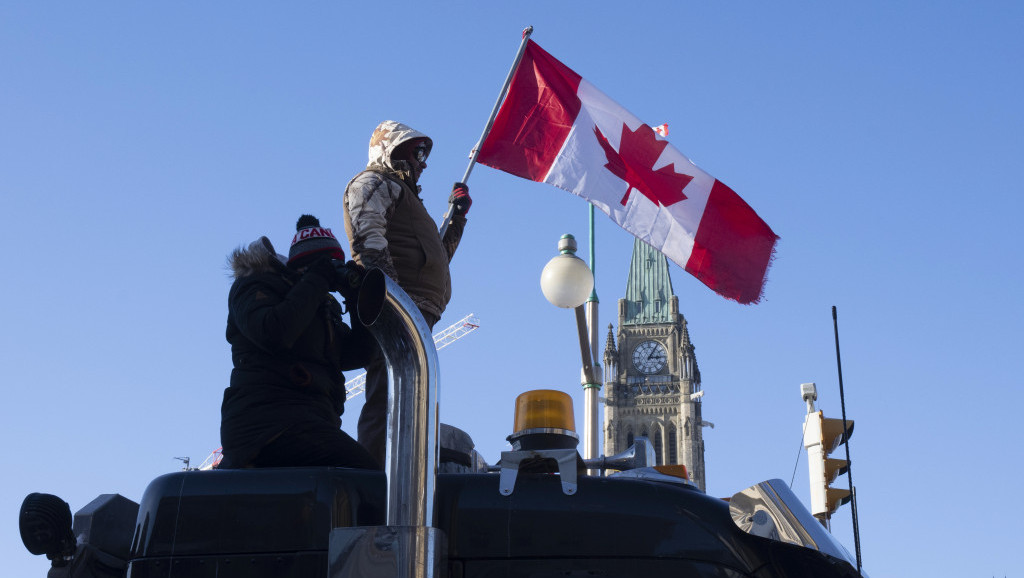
[594,123,694,207]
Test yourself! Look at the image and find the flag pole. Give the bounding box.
[439,25,534,238]
[583,203,602,468]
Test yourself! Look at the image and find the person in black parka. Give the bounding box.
[218,215,378,470]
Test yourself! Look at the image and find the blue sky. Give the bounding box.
[2,2,1021,576]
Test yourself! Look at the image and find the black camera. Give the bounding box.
[331,260,365,301]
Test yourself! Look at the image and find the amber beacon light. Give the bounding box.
[508,390,580,451]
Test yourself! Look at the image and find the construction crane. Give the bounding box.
[345,313,480,399]
[194,313,481,471]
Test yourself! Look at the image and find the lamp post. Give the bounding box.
[540,234,601,463]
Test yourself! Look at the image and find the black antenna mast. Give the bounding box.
[832,306,862,573]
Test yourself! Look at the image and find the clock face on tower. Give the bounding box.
[632,340,667,374]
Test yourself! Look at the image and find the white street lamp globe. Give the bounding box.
[540,234,594,308]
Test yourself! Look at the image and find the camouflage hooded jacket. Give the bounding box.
[343,120,466,321]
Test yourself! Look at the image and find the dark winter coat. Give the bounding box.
[219,239,374,468]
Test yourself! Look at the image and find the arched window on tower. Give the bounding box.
[640,427,649,456]
[653,427,663,466]
[626,429,634,449]
[668,424,678,464]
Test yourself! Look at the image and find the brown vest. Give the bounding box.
[348,171,451,319]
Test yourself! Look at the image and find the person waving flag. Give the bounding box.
[475,37,778,305]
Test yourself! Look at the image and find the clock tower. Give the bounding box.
[602,238,707,490]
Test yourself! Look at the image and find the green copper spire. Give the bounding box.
[622,238,675,325]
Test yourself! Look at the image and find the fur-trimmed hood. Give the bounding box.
[228,237,288,279]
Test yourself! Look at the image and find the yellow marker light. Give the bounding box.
[513,389,576,434]
[653,464,690,481]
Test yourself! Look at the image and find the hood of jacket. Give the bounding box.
[366,120,432,173]
[229,237,288,279]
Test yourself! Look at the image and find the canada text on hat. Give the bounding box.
[291,226,338,245]
[287,214,344,264]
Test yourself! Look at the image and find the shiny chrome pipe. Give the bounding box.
[729,479,858,570]
[357,268,439,528]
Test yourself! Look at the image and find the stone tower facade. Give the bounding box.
[602,239,707,490]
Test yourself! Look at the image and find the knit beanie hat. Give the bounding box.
[287,214,345,266]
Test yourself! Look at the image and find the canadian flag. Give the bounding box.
[477,40,778,304]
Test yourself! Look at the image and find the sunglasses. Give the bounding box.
[413,144,429,163]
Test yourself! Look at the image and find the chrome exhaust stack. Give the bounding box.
[328,268,444,578]
[356,268,439,527]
